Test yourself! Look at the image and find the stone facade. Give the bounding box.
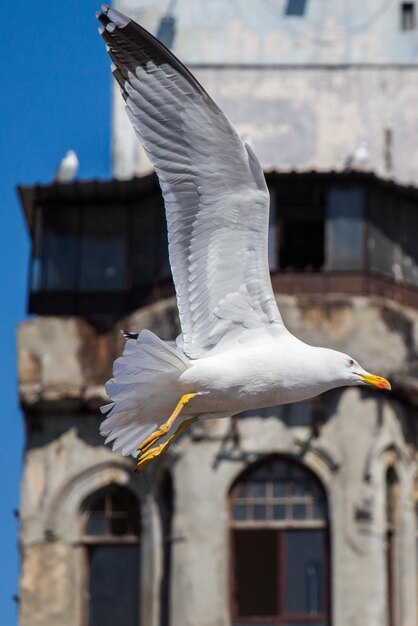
[18,293,418,625]
[112,0,418,185]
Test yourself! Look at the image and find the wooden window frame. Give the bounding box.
[229,458,331,626]
[80,486,141,626]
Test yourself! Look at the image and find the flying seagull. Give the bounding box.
[97,6,391,471]
[54,149,79,182]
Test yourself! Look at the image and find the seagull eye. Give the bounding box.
[348,359,354,366]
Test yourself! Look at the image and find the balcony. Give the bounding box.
[18,170,418,317]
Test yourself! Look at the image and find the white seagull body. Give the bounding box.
[55,149,79,182]
[97,7,390,468]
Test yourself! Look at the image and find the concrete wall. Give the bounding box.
[112,0,418,185]
[113,65,418,185]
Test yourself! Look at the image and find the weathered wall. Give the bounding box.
[18,293,418,411]
[18,293,418,625]
[112,0,418,184]
[114,66,418,185]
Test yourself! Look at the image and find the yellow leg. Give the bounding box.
[137,393,197,457]
[135,417,197,472]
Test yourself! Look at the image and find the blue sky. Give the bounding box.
[1,2,110,622]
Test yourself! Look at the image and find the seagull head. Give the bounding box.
[327,350,391,391]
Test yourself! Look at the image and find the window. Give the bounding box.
[277,183,325,272]
[385,468,399,626]
[230,457,330,625]
[158,473,174,626]
[28,189,170,315]
[81,486,141,626]
[326,186,365,271]
[285,0,308,16]
[401,3,415,30]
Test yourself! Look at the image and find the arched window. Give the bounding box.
[229,457,330,626]
[81,485,141,626]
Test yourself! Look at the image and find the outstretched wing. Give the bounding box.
[98,6,284,359]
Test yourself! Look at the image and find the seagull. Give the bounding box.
[54,149,79,182]
[345,139,369,171]
[97,6,391,471]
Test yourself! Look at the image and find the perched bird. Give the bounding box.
[345,139,369,171]
[97,7,391,471]
[54,149,79,182]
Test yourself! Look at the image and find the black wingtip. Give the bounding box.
[121,330,139,340]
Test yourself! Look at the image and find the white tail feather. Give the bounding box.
[100,330,190,457]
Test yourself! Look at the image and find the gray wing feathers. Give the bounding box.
[98,7,283,359]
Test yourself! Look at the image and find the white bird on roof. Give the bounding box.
[54,149,79,183]
[345,139,369,171]
[97,6,391,471]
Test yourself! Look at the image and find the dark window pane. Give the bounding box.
[89,496,106,513]
[401,2,415,30]
[400,202,418,287]
[86,514,107,536]
[292,482,307,497]
[111,489,132,512]
[80,205,127,291]
[38,206,80,291]
[289,465,307,480]
[233,504,248,521]
[273,481,287,497]
[270,460,287,479]
[88,544,140,626]
[280,218,324,272]
[293,504,307,520]
[273,504,287,520]
[368,191,398,278]
[285,0,307,16]
[131,196,170,288]
[253,483,267,499]
[284,530,325,615]
[313,500,326,520]
[254,505,267,521]
[110,517,130,536]
[233,530,278,617]
[326,186,364,271]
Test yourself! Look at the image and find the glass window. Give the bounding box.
[88,544,139,626]
[79,204,127,292]
[386,468,398,626]
[268,187,278,271]
[277,183,325,272]
[285,0,308,16]
[326,186,365,270]
[230,457,330,626]
[34,204,80,291]
[131,195,170,289]
[400,201,418,287]
[368,190,399,278]
[158,473,173,626]
[401,3,415,30]
[81,486,140,626]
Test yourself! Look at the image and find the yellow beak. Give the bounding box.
[357,373,391,390]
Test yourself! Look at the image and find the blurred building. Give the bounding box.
[17,2,418,626]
